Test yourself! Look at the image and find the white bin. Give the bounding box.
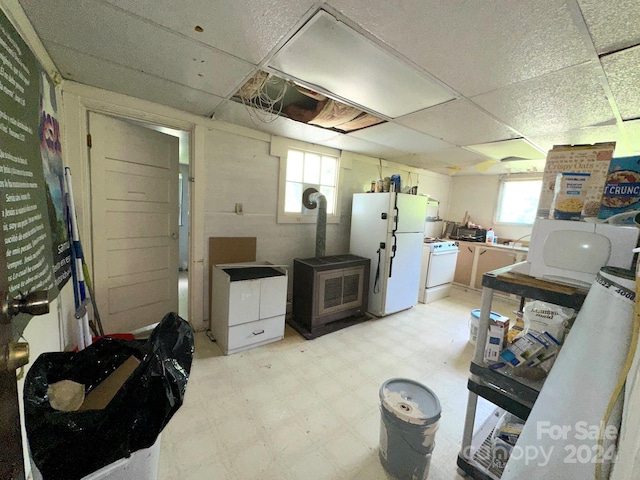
[31,434,162,480]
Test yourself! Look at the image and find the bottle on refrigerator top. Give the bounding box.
[486,228,495,244]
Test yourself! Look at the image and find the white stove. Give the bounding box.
[418,240,459,303]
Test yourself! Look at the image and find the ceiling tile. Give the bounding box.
[48,44,224,116]
[103,0,318,64]
[577,0,640,54]
[320,135,406,159]
[601,45,640,121]
[622,119,640,154]
[472,63,615,137]
[526,124,630,156]
[267,11,455,118]
[404,147,489,168]
[394,99,520,146]
[19,0,255,97]
[394,147,498,175]
[327,0,592,96]
[528,119,640,158]
[465,138,545,161]
[347,123,453,153]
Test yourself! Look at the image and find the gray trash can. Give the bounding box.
[379,378,441,480]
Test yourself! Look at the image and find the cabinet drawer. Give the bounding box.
[227,315,285,351]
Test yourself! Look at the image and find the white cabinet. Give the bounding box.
[211,262,287,355]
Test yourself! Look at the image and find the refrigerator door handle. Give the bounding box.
[392,203,399,234]
[389,233,397,277]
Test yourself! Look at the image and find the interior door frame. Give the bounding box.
[61,84,206,331]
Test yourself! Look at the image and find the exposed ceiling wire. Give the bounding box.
[238,72,288,124]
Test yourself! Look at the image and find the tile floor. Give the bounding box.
[159,287,516,480]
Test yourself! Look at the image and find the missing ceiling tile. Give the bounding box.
[233,71,385,132]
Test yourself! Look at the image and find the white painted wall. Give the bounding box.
[201,132,453,323]
[448,175,533,243]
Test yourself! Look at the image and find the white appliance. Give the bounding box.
[526,218,639,287]
[418,240,459,304]
[349,192,428,316]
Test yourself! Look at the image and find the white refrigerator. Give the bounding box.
[349,192,428,317]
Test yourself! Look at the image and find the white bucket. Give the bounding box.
[379,378,441,480]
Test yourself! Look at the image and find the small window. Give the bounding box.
[284,149,338,215]
[495,177,542,225]
[273,137,341,224]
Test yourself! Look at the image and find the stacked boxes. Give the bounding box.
[484,314,510,363]
[537,142,615,219]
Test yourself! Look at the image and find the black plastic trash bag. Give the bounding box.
[24,312,194,480]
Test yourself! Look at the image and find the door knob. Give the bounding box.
[1,290,50,324]
[171,232,178,240]
[0,291,49,372]
[0,342,29,371]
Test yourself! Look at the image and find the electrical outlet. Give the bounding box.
[235,203,243,215]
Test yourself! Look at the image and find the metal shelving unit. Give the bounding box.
[457,262,588,479]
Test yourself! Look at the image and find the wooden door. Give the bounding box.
[89,113,179,334]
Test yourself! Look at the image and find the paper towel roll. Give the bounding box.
[502,267,635,480]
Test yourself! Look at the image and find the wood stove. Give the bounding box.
[291,254,370,338]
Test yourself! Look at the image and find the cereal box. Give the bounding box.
[551,172,590,220]
[537,143,615,219]
[598,155,640,223]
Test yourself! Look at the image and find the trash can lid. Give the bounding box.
[379,378,441,426]
[471,309,508,322]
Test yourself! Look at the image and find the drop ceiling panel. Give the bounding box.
[103,0,318,64]
[601,45,640,121]
[623,119,640,154]
[577,0,640,54]
[267,11,455,118]
[395,100,520,146]
[528,122,640,158]
[348,123,453,153]
[48,44,224,116]
[19,0,254,97]
[406,147,489,168]
[472,63,615,137]
[319,135,406,159]
[327,0,592,97]
[465,139,545,161]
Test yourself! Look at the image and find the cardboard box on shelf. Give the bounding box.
[537,143,615,219]
[484,314,510,363]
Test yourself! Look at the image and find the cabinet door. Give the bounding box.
[454,243,475,286]
[228,279,261,326]
[474,248,518,289]
[260,275,288,319]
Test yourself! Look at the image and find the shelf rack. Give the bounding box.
[457,262,589,479]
